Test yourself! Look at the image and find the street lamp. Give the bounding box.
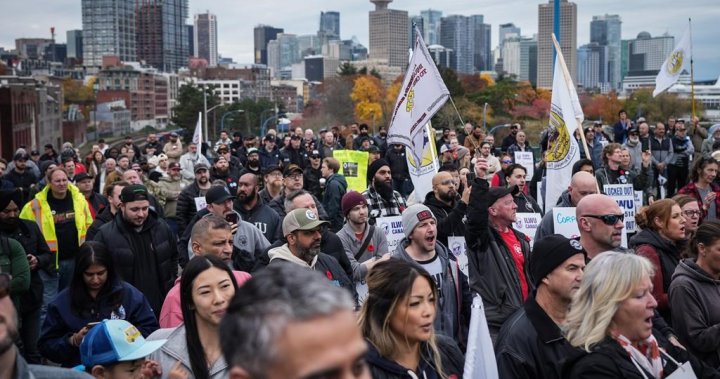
[220,109,244,132]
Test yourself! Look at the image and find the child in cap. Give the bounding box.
[79,319,166,379]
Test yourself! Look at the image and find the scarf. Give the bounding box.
[614,334,663,379]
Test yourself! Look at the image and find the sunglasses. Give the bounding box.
[501,160,513,164]
[583,214,624,225]
[0,273,10,299]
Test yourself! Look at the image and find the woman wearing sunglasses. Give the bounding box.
[629,199,687,325]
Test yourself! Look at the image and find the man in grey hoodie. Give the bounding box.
[391,203,471,347]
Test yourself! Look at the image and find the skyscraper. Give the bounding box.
[420,9,442,45]
[502,36,538,85]
[537,0,577,88]
[499,23,521,48]
[66,30,83,60]
[626,32,674,75]
[267,33,300,77]
[194,12,218,67]
[577,42,608,89]
[319,11,340,40]
[254,25,284,65]
[440,15,473,74]
[591,14,622,89]
[135,0,188,72]
[185,24,194,60]
[82,0,137,67]
[471,15,492,71]
[369,0,409,69]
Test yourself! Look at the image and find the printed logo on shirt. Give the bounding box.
[53,211,75,224]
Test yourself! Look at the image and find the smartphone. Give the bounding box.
[225,213,239,224]
[466,172,476,185]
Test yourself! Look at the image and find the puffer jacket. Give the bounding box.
[392,239,471,346]
[176,181,207,233]
[669,259,720,368]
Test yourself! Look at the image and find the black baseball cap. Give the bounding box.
[205,185,235,205]
[264,134,277,143]
[263,165,282,176]
[283,164,303,177]
[120,185,149,203]
[487,185,520,206]
[74,173,93,183]
[13,153,29,161]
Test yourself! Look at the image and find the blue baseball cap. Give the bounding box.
[80,320,166,368]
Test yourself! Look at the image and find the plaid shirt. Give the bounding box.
[362,186,407,217]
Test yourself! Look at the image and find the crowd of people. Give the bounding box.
[1,115,720,379]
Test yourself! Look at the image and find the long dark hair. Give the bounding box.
[689,220,720,258]
[181,255,238,379]
[69,241,119,316]
[690,156,718,183]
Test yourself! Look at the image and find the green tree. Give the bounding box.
[338,62,358,76]
[171,83,219,140]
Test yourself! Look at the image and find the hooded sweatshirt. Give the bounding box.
[630,229,681,322]
[669,259,720,368]
[268,244,355,297]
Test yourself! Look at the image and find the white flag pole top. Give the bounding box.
[387,27,450,165]
[545,34,584,210]
[192,112,203,145]
[653,23,691,97]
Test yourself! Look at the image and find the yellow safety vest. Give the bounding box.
[19,183,93,268]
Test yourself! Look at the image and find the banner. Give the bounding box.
[545,34,584,211]
[407,124,439,203]
[553,207,581,239]
[603,184,637,233]
[376,216,404,253]
[514,151,535,180]
[192,112,202,145]
[513,212,542,248]
[387,27,450,165]
[463,294,499,379]
[654,23,691,97]
[333,150,369,193]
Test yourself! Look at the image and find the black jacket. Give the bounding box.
[365,335,464,379]
[465,178,533,337]
[322,174,347,232]
[176,181,205,233]
[234,196,282,243]
[280,146,307,168]
[495,296,582,379]
[423,191,467,249]
[563,333,720,378]
[93,211,178,313]
[303,166,323,200]
[384,148,410,181]
[514,193,543,215]
[86,206,115,241]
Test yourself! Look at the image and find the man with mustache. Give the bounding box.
[362,159,407,218]
[234,170,282,243]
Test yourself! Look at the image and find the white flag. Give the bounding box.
[406,123,439,203]
[387,27,449,165]
[545,35,584,210]
[192,112,202,146]
[653,25,691,97]
[463,294,499,379]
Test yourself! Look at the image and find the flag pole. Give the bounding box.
[448,96,466,127]
[689,18,696,120]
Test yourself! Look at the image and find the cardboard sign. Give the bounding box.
[514,151,535,181]
[376,216,404,253]
[513,213,542,248]
[603,184,636,233]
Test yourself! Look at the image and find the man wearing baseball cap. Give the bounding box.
[74,172,109,219]
[176,162,212,233]
[392,203,471,344]
[267,164,329,220]
[268,208,354,296]
[93,184,178,315]
[280,134,307,169]
[259,134,281,167]
[79,319,166,378]
[495,235,586,378]
[464,160,532,341]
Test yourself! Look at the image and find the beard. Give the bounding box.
[248,159,259,168]
[297,244,321,264]
[374,179,394,201]
[0,314,19,355]
[0,217,19,231]
[238,187,257,204]
[439,191,456,203]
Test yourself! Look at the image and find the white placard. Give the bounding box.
[634,190,644,210]
[194,196,207,211]
[514,151,535,181]
[537,181,544,213]
[603,184,636,233]
[553,207,581,239]
[513,213,542,248]
[376,216,405,253]
[447,236,469,277]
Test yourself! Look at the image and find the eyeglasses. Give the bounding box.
[0,273,10,299]
[683,210,702,218]
[501,160,513,164]
[286,174,303,180]
[582,214,625,225]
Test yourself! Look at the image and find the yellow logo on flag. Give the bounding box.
[405,88,415,112]
[547,107,572,163]
[666,51,684,75]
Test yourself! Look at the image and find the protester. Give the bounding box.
[478,141,501,182]
[630,199,686,324]
[178,142,210,182]
[0,228,30,314]
[147,255,238,379]
[564,252,719,378]
[505,164,543,214]
[267,164,306,218]
[464,124,485,152]
[38,241,158,367]
[176,163,212,233]
[534,171,597,241]
[678,156,720,221]
[303,150,323,199]
[612,109,631,144]
[490,152,513,187]
[155,162,185,235]
[234,170,282,243]
[363,159,407,218]
[667,121,695,197]
[384,144,413,198]
[360,259,464,378]
[423,171,470,248]
[673,194,702,249]
[595,142,652,191]
[495,235,585,378]
[502,123,520,151]
[258,165,282,204]
[86,181,128,240]
[320,157,347,232]
[650,122,674,191]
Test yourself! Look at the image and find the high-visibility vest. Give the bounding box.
[20,183,93,268]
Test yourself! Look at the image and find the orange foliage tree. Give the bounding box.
[351,75,385,128]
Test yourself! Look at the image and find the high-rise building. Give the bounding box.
[299,34,321,57]
[185,24,194,60]
[471,15,492,71]
[135,0,189,72]
[499,23,521,48]
[590,14,621,89]
[82,0,137,67]
[440,15,472,74]
[502,36,538,85]
[319,11,340,41]
[626,32,674,75]
[194,12,218,67]
[254,25,284,65]
[537,0,577,88]
[577,42,608,90]
[66,30,83,60]
[369,0,409,69]
[267,33,300,78]
[420,9,442,45]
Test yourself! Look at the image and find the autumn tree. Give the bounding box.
[350,75,384,127]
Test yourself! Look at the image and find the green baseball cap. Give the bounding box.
[282,208,328,236]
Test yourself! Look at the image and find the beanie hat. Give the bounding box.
[401,204,437,239]
[529,234,585,287]
[367,158,389,183]
[341,191,367,216]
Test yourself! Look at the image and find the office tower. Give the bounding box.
[254,25,284,65]
[626,32,674,75]
[135,0,189,72]
[194,12,218,67]
[82,0,137,66]
[591,14,621,89]
[502,36,538,84]
[299,34,320,57]
[439,15,473,74]
[471,15,492,71]
[499,23,521,48]
[369,0,409,69]
[537,0,577,88]
[420,9,442,45]
[186,24,194,59]
[267,33,300,77]
[66,30,83,60]
[577,42,608,89]
[319,11,340,40]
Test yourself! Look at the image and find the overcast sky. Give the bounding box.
[2,0,718,80]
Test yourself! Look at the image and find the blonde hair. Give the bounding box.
[564,252,655,352]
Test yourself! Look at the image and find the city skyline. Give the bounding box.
[1,0,718,80]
